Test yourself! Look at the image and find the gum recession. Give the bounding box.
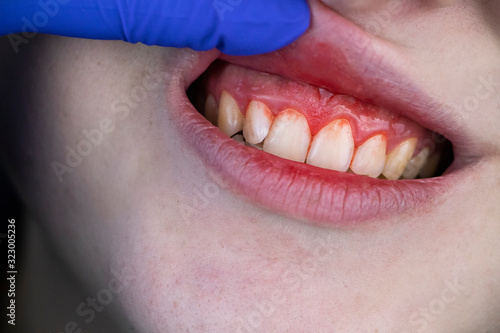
[202,61,430,153]
[170,82,447,226]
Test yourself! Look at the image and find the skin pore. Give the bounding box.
[1,0,499,332]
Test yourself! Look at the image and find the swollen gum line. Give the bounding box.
[204,62,431,154]
[204,90,441,180]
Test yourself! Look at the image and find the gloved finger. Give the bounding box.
[1,0,310,56]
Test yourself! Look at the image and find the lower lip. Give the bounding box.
[169,83,455,228]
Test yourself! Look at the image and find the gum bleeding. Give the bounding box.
[169,0,456,226]
[203,62,431,154]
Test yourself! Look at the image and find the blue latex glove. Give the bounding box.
[1,0,310,55]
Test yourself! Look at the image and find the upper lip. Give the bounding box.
[170,0,469,227]
[219,0,469,163]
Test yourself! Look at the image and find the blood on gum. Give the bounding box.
[204,63,431,154]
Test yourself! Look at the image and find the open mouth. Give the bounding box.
[168,0,469,228]
[180,60,454,227]
[189,61,451,181]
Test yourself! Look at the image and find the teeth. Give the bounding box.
[350,134,387,178]
[218,91,244,137]
[243,100,274,144]
[402,147,430,179]
[306,119,355,172]
[382,138,418,180]
[204,94,218,126]
[263,108,311,162]
[418,152,441,178]
[210,92,435,180]
[245,141,264,151]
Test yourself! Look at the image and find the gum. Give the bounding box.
[201,61,431,153]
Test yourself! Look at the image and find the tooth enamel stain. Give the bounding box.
[402,147,430,179]
[263,108,311,163]
[306,119,355,172]
[243,100,274,144]
[218,91,244,137]
[382,138,418,180]
[204,94,218,126]
[350,134,387,178]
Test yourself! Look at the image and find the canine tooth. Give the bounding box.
[382,138,418,180]
[204,94,218,126]
[263,109,311,162]
[218,91,244,137]
[350,134,387,178]
[402,147,430,179]
[306,119,355,172]
[243,100,274,144]
[418,152,441,178]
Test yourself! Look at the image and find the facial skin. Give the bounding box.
[1,0,500,332]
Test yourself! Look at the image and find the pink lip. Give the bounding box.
[168,0,465,227]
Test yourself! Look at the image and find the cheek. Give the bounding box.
[111,203,326,331]
[0,35,198,286]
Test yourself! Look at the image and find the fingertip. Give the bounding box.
[216,0,311,56]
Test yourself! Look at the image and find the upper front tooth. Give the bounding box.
[218,91,244,137]
[243,100,274,144]
[382,138,418,180]
[402,147,430,179]
[350,134,387,178]
[263,108,311,162]
[306,119,355,172]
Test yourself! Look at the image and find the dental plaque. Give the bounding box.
[190,62,448,180]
